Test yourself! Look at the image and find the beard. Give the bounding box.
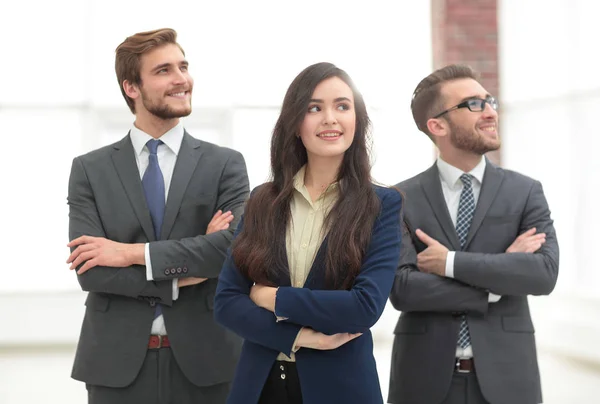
[140,89,192,120]
[448,118,500,155]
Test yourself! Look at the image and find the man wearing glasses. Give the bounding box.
[388,64,559,404]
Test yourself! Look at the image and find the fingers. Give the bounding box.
[70,250,97,270]
[66,243,96,264]
[67,235,95,248]
[206,211,234,234]
[415,229,438,247]
[518,228,537,239]
[77,258,98,275]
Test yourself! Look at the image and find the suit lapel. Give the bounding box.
[302,237,328,288]
[420,164,461,250]
[160,131,203,239]
[463,158,504,249]
[111,134,156,241]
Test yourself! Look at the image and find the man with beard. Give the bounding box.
[66,28,249,403]
[388,65,558,404]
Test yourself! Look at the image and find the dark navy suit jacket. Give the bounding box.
[214,185,402,404]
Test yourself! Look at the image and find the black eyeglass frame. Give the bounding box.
[432,96,498,119]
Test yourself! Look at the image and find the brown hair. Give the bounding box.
[115,28,184,113]
[411,64,479,138]
[232,62,380,290]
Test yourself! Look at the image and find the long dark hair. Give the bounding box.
[232,62,380,290]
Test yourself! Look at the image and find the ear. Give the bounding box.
[122,80,140,100]
[426,117,448,141]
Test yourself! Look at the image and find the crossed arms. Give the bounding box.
[390,180,559,314]
[66,152,249,304]
[213,190,403,356]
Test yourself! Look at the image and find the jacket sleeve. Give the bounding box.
[68,157,172,304]
[213,218,303,357]
[273,190,403,335]
[389,219,489,315]
[454,181,559,296]
[148,150,250,280]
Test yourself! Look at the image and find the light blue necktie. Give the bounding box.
[142,139,165,318]
[456,174,475,349]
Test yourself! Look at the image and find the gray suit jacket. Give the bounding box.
[68,131,249,388]
[388,159,559,404]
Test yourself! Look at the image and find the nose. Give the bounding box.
[482,101,498,119]
[323,107,338,125]
[172,68,188,85]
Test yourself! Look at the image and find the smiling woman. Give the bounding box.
[214,62,403,404]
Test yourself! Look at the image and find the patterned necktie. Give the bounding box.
[142,139,165,318]
[456,174,475,349]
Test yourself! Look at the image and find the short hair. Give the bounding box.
[115,28,184,113]
[411,64,479,137]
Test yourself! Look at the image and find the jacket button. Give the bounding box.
[170,268,176,274]
[182,267,188,273]
[164,269,170,275]
[176,267,182,274]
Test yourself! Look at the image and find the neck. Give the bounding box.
[439,148,483,173]
[134,111,180,139]
[303,155,342,199]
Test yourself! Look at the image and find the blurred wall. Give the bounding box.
[499,0,600,365]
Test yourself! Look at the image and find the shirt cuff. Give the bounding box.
[488,293,501,303]
[145,243,153,281]
[173,279,179,300]
[445,251,456,278]
[291,328,304,353]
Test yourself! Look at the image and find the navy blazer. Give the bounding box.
[214,185,402,404]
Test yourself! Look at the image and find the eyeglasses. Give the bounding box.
[432,96,498,119]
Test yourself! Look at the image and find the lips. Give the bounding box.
[317,130,342,138]
[167,89,190,98]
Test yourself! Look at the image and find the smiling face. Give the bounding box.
[298,76,356,164]
[127,43,194,120]
[438,78,500,155]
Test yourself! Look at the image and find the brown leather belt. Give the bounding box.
[455,358,475,373]
[148,335,170,349]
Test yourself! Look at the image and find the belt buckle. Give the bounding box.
[455,357,470,373]
[157,335,164,348]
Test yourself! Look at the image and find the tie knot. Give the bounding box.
[460,173,473,187]
[146,139,163,155]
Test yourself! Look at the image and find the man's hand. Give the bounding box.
[207,210,234,234]
[415,229,449,276]
[249,284,277,312]
[178,277,207,287]
[295,328,362,350]
[67,236,144,275]
[506,227,546,253]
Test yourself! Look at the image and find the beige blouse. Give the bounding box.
[277,165,338,362]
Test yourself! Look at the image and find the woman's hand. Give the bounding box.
[295,328,362,350]
[249,284,277,312]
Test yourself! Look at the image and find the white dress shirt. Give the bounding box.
[130,122,184,335]
[436,157,501,358]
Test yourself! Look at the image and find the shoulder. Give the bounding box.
[187,133,244,161]
[394,170,427,195]
[372,184,403,210]
[74,140,121,167]
[495,165,539,187]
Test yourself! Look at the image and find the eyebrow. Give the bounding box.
[309,97,353,103]
[458,93,492,103]
[151,60,189,72]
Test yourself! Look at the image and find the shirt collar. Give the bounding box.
[129,122,184,156]
[292,165,338,205]
[437,156,486,188]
